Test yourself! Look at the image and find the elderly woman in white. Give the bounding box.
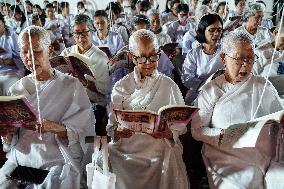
[192,30,284,189]
[235,2,273,47]
[107,29,189,189]
[0,26,95,189]
[181,13,224,104]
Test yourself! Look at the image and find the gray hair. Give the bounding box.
[71,14,96,31]
[147,9,161,21]
[129,29,159,55]
[243,3,263,22]
[195,4,209,22]
[18,25,51,49]
[221,30,254,54]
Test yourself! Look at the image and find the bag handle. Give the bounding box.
[92,136,110,175]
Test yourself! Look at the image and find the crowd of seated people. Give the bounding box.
[0,0,283,189]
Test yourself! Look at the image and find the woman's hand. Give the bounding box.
[113,124,134,142]
[151,126,173,139]
[40,119,67,138]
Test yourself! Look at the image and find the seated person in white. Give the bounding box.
[181,13,224,104]
[0,13,24,95]
[166,3,196,47]
[107,29,189,189]
[61,14,111,136]
[192,30,284,189]
[223,0,246,32]
[92,10,125,56]
[0,26,95,189]
[147,9,172,47]
[235,2,273,47]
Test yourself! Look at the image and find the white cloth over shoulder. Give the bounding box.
[192,74,284,189]
[107,67,189,189]
[61,44,112,106]
[181,44,224,104]
[0,70,95,189]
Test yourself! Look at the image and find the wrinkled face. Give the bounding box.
[94,16,108,33]
[131,39,158,78]
[73,23,92,50]
[204,21,222,45]
[150,14,161,32]
[247,11,263,28]
[20,33,51,76]
[221,42,254,83]
[45,7,55,19]
[236,0,246,14]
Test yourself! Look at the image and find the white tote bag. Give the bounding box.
[86,136,116,189]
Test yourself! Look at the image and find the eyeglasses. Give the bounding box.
[207,27,223,33]
[132,53,161,64]
[72,30,90,38]
[225,54,255,65]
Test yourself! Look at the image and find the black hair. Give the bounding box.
[234,0,244,6]
[175,3,189,13]
[131,14,150,29]
[33,4,42,9]
[77,1,85,8]
[0,13,5,25]
[256,0,266,7]
[106,2,122,16]
[25,0,33,6]
[195,13,223,43]
[140,0,151,12]
[202,0,212,5]
[45,3,54,9]
[10,5,26,28]
[60,2,69,9]
[215,2,227,13]
[94,10,108,20]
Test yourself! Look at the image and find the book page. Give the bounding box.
[114,109,157,134]
[156,105,199,133]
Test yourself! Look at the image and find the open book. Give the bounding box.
[49,53,95,86]
[0,95,38,127]
[114,105,199,135]
[221,110,284,149]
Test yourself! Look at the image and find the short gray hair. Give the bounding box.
[18,25,51,49]
[71,14,96,31]
[221,30,254,54]
[129,29,159,55]
[147,9,161,21]
[243,3,263,22]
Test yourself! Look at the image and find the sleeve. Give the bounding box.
[115,33,125,55]
[166,22,176,42]
[191,89,223,146]
[182,32,195,55]
[89,53,112,95]
[181,50,203,91]
[117,26,129,45]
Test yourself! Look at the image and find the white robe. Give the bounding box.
[181,44,224,104]
[191,74,284,189]
[107,67,189,189]
[166,20,196,47]
[182,30,199,55]
[92,31,125,56]
[156,31,172,47]
[235,25,273,47]
[61,44,112,106]
[0,70,95,189]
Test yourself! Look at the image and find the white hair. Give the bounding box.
[18,25,51,49]
[221,30,254,54]
[147,9,161,21]
[129,29,159,55]
[243,3,264,22]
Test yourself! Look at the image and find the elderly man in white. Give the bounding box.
[107,29,189,189]
[0,26,95,189]
[192,30,284,189]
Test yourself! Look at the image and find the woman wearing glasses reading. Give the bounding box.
[107,29,189,189]
[191,31,284,189]
[181,13,224,105]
